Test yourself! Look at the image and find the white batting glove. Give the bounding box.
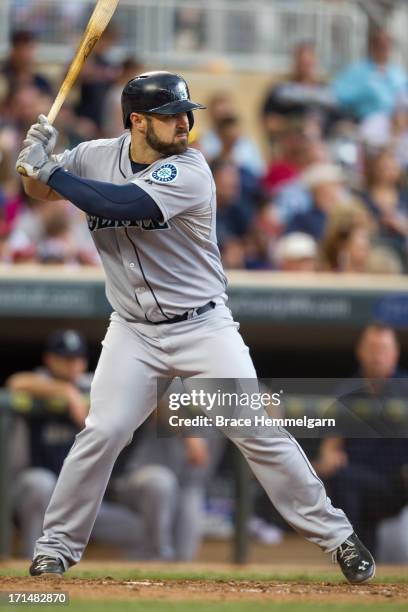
[16,143,61,183]
[24,114,58,155]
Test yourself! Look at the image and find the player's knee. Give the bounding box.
[131,465,178,500]
[149,466,178,498]
[15,468,56,507]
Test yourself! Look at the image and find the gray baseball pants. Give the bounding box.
[34,306,353,569]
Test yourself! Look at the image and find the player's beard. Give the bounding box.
[145,117,188,156]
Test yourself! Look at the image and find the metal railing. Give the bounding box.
[1,0,368,73]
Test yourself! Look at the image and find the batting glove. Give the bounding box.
[24,114,58,155]
[16,143,61,183]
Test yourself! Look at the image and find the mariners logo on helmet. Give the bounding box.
[151,163,178,183]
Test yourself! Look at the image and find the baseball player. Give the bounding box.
[16,71,374,583]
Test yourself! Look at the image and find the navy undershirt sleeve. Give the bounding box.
[48,168,162,221]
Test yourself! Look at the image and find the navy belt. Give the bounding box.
[153,301,216,325]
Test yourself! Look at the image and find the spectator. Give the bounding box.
[359,94,408,170]
[211,158,254,265]
[261,41,338,145]
[6,199,54,264]
[286,162,349,240]
[200,92,264,177]
[333,28,407,122]
[242,192,272,270]
[36,205,82,265]
[102,57,145,138]
[320,202,403,275]
[1,85,52,158]
[365,245,404,275]
[264,137,330,231]
[272,232,318,272]
[319,204,376,273]
[7,330,92,556]
[0,143,23,242]
[75,24,121,131]
[174,7,205,52]
[6,199,99,265]
[262,126,309,195]
[0,30,53,97]
[203,113,262,205]
[203,91,234,130]
[53,108,100,153]
[315,324,408,558]
[217,237,246,270]
[360,147,408,265]
[2,83,95,156]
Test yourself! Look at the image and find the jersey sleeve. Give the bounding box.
[130,156,213,222]
[52,141,90,177]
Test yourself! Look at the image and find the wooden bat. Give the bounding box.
[17,0,119,175]
[47,0,120,124]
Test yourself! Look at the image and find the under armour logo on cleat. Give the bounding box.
[358,560,370,570]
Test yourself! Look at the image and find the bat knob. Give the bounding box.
[16,165,28,177]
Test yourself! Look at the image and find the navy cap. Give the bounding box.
[45,329,88,358]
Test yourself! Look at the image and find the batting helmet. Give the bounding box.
[121,71,206,131]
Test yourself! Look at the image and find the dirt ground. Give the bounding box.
[1,538,407,605]
[0,563,407,605]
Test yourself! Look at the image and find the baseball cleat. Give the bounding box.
[29,555,65,577]
[334,532,376,584]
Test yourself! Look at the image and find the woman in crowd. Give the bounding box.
[359,147,408,268]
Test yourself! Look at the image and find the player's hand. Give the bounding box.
[184,437,209,467]
[24,114,58,155]
[313,438,348,478]
[16,142,60,183]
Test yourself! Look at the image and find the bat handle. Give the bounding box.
[16,165,28,177]
[47,105,59,126]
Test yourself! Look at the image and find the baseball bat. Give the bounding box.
[17,0,120,176]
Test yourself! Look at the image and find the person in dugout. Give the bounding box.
[7,329,211,560]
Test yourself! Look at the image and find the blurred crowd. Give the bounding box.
[0,26,407,272]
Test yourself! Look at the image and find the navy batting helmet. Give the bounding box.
[121,71,206,131]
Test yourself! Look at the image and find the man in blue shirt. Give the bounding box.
[333,28,407,121]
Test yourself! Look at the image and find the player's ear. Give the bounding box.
[130,112,146,134]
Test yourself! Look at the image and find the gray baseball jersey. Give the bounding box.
[55,134,227,322]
